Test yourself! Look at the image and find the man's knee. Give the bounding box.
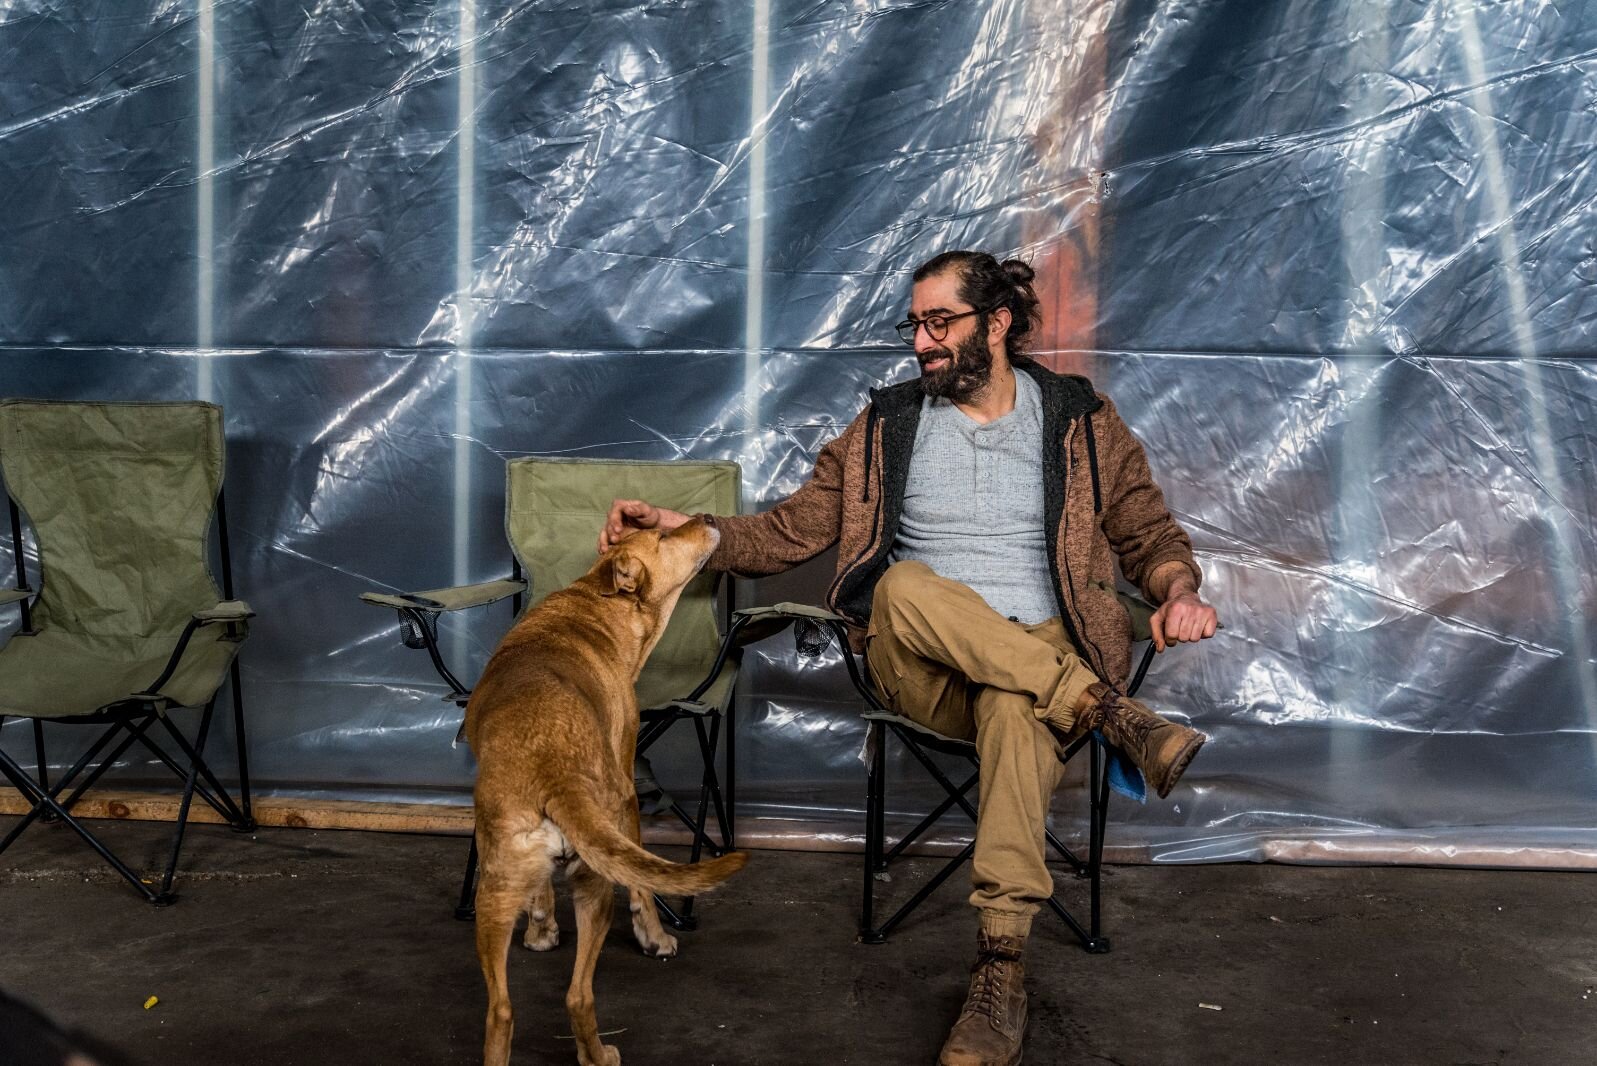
[872,560,935,622]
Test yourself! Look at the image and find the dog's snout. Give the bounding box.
[666,515,719,546]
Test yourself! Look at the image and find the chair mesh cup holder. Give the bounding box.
[399,610,439,651]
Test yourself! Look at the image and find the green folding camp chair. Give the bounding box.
[362,457,741,929]
[0,400,255,905]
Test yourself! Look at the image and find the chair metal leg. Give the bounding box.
[894,727,979,824]
[724,697,736,848]
[55,719,155,816]
[700,713,732,850]
[860,719,886,944]
[883,769,977,867]
[31,720,57,823]
[875,840,975,941]
[130,727,236,826]
[1047,825,1089,877]
[1086,742,1112,952]
[675,714,726,928]
[636,718,673,752]
[872,728,889,870]
[863,725,978,943]
[456,835,478,921]
[1044,887,1098,947]
[0,748,165,904]
[1,719,136,853]
[652,893,690,930]
[154,699,220,902]
[634,711,710,932]
[153,713,250,828]
[228,659,256,830]
[663,713,728,860]
[857,715,1116,951]
[666,800,725,857]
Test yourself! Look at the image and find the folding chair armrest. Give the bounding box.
[675,602,856,705]
[1113,588,1156,644]
[359,577,526,614]
[1115,586,1224,646]
[194,599,255,624]
[140,609,246,699]
[0,586,31,607]
[728,601,884,711]
[1119,590,1219,700]
[733,601,847,623]
[729,601,850,646]
[359,579,524,707]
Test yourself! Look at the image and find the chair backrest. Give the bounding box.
[0,400,224,640]
[506,457,740,710]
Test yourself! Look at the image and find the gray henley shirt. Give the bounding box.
[890,370,1058,624]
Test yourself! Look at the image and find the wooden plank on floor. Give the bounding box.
[0,791,476,834]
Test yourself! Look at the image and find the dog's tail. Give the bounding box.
[545,793,749,895]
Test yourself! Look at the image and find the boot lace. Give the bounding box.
[1093,686,1159,750]
[963,953,1012,1023]
[1114,704,1160,751]
[964,963,1002,1021]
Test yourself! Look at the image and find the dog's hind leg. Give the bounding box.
[565,858,621,1066]
[476,826,550,1066]
[620,800,678,959]
[522,869,560,951]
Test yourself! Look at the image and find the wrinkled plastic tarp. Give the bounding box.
[2,1,1594,867]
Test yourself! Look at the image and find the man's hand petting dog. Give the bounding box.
[597,498,691,554]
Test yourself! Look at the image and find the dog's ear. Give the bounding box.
[599,551,647,596]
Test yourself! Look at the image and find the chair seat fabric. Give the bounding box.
[0,625,241,718]
[638,659,738,717]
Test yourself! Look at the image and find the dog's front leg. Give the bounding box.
[620,799,678,958]
[627,886,678,959]
[566,859,621,1066]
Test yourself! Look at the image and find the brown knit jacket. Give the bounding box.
[707,361,1201,685]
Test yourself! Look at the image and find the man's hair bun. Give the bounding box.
[1001,259,1035,287]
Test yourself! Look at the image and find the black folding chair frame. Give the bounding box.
[836,614,1157,953]
[860,717,1115,952]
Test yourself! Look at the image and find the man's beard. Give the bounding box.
[918,327,994,403]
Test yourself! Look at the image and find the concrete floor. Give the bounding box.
[2,818,1594,1066]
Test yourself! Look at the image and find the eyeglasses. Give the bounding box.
[894,305,995,346]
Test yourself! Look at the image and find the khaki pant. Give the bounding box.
[865,560,1100,938]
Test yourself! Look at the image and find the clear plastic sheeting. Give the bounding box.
[1,1,1594,867]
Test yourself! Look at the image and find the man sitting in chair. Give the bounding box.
[600,249,1219,1066]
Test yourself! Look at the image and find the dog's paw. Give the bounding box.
[629,906,678,958]
[522,910,560,952]
[578,1045,620,1066]
[635,927,678,959]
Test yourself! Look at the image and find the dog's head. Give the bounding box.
[595,515,720,607]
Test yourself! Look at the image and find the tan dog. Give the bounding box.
[465,517,749,1066]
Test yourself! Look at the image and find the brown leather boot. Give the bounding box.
[938,932,1027,1066]
[1075,681,1205,799]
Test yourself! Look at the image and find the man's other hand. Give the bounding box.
[1150,591,1219,652]
[598,499,690,554]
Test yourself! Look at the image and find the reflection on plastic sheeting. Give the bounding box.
[2,2,1595,867]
